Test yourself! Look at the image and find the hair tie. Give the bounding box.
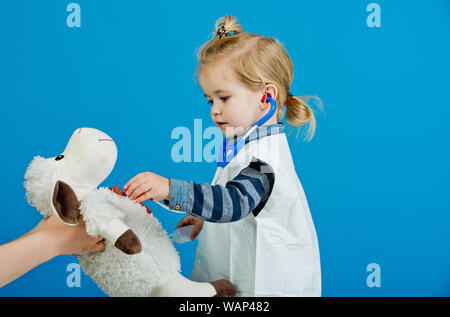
[216,23,231,39]
[287,91,294,98]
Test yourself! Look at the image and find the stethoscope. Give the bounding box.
[217,93,277,169]
[153,93,277,213]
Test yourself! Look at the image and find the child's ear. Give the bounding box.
[52,180,82,224]
[261,85,278,109]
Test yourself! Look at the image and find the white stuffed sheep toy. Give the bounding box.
[23,127,235,297]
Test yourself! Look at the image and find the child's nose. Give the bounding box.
[211,103,222,115]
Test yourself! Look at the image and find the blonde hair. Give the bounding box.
[194,15,323,142]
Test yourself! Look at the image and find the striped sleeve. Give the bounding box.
[164,157,275,223]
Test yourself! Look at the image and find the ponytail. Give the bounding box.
[282,94,323,142]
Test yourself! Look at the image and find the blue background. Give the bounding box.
[1,0,449,296]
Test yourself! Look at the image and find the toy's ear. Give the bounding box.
[52,180,81,224]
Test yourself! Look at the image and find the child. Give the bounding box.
[124,15,322,297]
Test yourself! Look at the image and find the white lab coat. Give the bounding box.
[190,132,321,296]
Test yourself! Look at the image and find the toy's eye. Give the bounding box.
[55,155,64,161]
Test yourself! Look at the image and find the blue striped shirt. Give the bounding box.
[164,122,284,223]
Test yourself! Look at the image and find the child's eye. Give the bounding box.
[207,96,229,105]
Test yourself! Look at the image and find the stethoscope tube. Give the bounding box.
[218,94,277,168]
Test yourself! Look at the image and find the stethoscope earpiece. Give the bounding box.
[261,92,272,103]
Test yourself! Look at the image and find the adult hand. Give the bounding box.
[40,215,106,256]
[0,213,104,288]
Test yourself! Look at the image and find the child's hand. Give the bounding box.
[176,215,204,240]
[124,172,170,204]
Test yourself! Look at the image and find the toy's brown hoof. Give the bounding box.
[210,279,236,297]
[115,229,142,254]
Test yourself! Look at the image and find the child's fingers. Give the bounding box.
[125,178,146,199]
[128,182,152,201]
[124,173,145,191]
[124,179,142,196]
[133,190,154,204]
[124,180,137,196]
[190,225,202,240]
[176,215,193,229]
[124,176,138,190]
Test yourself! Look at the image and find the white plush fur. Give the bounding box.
[24,155,63,218]
[24,155,181,296]
[22,128,220,297]
[78,187,180,296]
